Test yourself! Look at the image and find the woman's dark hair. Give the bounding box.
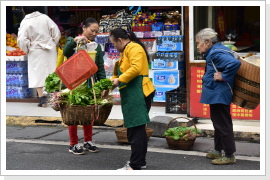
[22,6,45,14]
[78,17,99,34]
[110,28,150,63]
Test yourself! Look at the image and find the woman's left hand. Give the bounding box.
[214,72,223,81]
[112,78,121,89]
[101,90,109,99]
[74,35,88,44]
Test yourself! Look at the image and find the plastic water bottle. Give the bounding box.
[7,74,13,86]
[6,86,10,99]
[17,62,23,73]
[9,61,17,73]
[11,74,18,86]
[8,86,13,99]
[17,86,24,99]
[6,74,10,86]
[22,73,29,86]
[13,86,19,99]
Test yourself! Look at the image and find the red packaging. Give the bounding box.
[56,50,98,90]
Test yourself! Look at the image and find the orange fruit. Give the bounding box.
[10,42,15,47]
[7,37,11,42]
[6,34,11,38]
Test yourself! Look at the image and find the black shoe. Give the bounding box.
[38,96,47,107]
[83,141,99,153]
[69,144,86,155]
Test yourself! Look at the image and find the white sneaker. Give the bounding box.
[126,161,147,169]
[117,162,133,170]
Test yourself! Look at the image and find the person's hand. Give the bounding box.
[74,36,88,44]
[112,78,121,89]
[101,90,110,99]
[214,72,223,81]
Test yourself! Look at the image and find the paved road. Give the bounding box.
[4,125,262,175]
[6,140,259,171]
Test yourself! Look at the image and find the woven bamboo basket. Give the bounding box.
[165,117,197,150]
[232,57,260,110]
[60,104,113,126]
[115,127,154,143]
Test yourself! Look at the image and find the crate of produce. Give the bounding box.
[55,50,98,90]
[165,86,187,114]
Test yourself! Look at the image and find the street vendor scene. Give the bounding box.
[3,2,263,175]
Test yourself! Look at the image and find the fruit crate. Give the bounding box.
[165,86,187,114]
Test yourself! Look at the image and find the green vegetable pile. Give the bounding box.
[45,72,113,106]
[45,72,61,93]
[164,126,202,141]
[66,79,113,106]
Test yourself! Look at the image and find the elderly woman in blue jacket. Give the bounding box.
[196,28,241,165]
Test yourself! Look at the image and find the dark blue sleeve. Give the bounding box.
[211,52,241,82]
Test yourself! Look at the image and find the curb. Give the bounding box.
[6,116,260,143]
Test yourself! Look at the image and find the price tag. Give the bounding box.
[151,31,162,37]
[134,32,144,38]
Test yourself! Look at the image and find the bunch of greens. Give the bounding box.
[45,72,113,107]
[58,78,113,106]
[45,72,61,93]
[164,126,202,141]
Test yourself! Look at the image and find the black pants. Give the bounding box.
[210,104,236,154]
[127,91,155,170]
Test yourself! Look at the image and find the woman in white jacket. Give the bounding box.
[18,6,61,107]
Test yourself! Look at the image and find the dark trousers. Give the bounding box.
[210,104,236,154]
[127,91,155,170]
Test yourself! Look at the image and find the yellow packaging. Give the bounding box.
[88,51,97,62]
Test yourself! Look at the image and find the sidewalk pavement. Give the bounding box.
[5,102,261,143]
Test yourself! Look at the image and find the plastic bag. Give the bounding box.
[86,42,98,52]
[56,46,67,68]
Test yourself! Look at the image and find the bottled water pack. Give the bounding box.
[6,85,31,99]
[6,73,28,86]
[6,61,28,73]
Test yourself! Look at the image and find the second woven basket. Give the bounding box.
[115,127,154,143]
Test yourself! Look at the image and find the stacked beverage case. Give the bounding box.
[153,35,185,102]
[6,56,31,99]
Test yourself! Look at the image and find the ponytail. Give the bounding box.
[110,28,150,63]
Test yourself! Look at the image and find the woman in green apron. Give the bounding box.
[109,28,155,170]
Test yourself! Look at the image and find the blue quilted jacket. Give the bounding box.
[200,42,241,105]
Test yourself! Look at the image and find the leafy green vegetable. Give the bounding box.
[45,72,61,93]
[164,126,202,141]
[58,78,113,106]
[45,72,114,106]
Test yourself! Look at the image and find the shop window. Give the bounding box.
[192,6,260,61]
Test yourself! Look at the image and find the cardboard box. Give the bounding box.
[153,86,178,102]
[157,35,183,51]
[153,70,185,86]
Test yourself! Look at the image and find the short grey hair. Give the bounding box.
[196,28,219,44]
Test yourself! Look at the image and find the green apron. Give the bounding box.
[117,68,150,128]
